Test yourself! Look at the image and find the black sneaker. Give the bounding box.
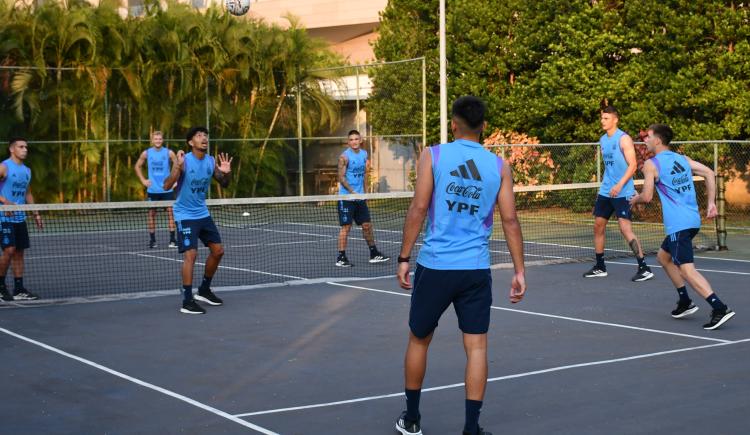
[180,299,206,314]
[369,250,391,263]
[671,302,699,318]
[463,427,493,435]
[395,411,422,435]
[13,290,39,301]
[168,240,178,248]
[195,289,223,306]
[703,309,735,330]
[631,265,654,282]
[149,240,157,249]
[583,265,607,278]
[0,287,13,301]
[335,256,353,267]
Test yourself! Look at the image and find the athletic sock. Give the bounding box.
[464,399,483,434]
[169,231,176,242]
[182,285,193,302]
[149,232,156,242]
[338,250,345,259]
[706,293,728,311]
[198,275,213,292]
[13,277,23,292]
[369,245,378,255]
[595,253,605,269]
[676,286,691,304]
[637,256,647,268]
[405,389,421,422]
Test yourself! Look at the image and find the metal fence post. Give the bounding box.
[596,146,601,183]
[104,88,111,202]
[716,175,727,250]
[355,65,361,132]
[422,57,427,149]
[297,73,304,196]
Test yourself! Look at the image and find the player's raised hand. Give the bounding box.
[509,271,526,303]
[217,153,233,174]
[175,150,186,168]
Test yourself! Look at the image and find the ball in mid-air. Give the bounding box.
[225,0,250,16]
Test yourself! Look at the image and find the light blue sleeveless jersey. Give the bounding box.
[146,147,172,194]
[0,159,31,223]
[339,148,367,195]
[650,151,701,235]
[417,139,503,270]
[599,129,635,198]
[173,153,214,221]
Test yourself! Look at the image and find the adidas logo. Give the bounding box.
[670,161,686,175]
[449,159,482,181]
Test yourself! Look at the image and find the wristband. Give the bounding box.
[397,256,410,263]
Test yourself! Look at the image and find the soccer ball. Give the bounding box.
[225,0,250,16]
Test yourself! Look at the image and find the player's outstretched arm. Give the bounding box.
[163,150,185,191]
[397,149,433,290]
[630,160,656,206]
[687,157,717,218]
[213,153,232,188]
[497,162,526,303]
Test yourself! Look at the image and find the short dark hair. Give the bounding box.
[347,129,361,137]
[8,136,27,147]
[185,126,208,145]
[451,96,486,131]
[649,124,673,145]
[601,105,619,118]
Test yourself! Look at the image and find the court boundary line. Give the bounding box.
[605,260,750,276]
[325,282,731,343]
[234,338,750,417]
[0,327,279,435]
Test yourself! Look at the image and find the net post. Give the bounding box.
[716,175,727,250]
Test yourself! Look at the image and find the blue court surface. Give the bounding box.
[1,256,748,434]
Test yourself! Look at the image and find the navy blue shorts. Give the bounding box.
[1,222,30,251]
[593,195,632,220]
[661,228,700,265]
[409,264,493,338]
[147,191,175,201]
[175,217,222,253]
[338,200,371,226]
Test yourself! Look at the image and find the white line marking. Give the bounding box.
[0,327,279,435]
[325,282,730,343]
[693,255,750,263]
[234,338,750,417]
[131,253,305,280]
[606,260,750,276]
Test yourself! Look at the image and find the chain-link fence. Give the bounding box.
[0,58,426,202]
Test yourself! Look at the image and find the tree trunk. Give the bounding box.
[251,86,286,196]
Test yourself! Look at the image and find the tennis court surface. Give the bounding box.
[1,190,748,434]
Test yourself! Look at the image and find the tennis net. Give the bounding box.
[1,182,716,301]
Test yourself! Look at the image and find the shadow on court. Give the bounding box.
[1,258,748,435]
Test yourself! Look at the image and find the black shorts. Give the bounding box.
[593,195,632,220]
[660,228,700,266]
[1,221,30,250]
[338,200,371,226]
[147,191,176,201]
[409,264,493,338]
[175,217,222,253]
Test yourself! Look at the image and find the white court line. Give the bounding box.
[325,282,730,343]
[131,253,305,280]
[606,260,750,276]
[234,338,750,417]
[0,327,278,435]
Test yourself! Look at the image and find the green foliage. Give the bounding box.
[375,0,750,144]
[0,0,343,201]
